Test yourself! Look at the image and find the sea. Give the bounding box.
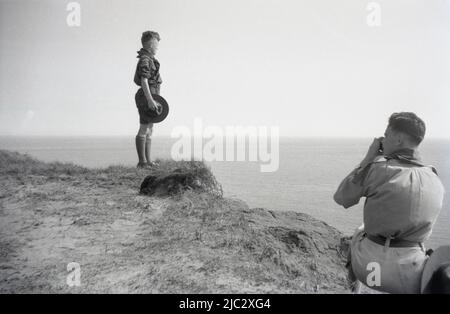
[1,136,448,248]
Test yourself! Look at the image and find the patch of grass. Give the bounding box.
[0,150,89,176]
[0,150,352,293]
[0,151,222,197]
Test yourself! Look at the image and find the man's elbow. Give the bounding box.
[333,192,344,206]
[333,192,354,209]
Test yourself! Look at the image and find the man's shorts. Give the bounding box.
[350,225,428,294]
[135,86,160,125]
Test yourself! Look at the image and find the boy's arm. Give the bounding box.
[141,77,156,111]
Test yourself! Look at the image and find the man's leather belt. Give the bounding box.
[366,234,422,248]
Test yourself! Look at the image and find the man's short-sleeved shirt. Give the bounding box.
[134,48,162,87]
[334,150,445,243]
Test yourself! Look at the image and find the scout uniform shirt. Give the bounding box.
[134,48,163,124]
[334,148,445,243]
[134,48,162,95]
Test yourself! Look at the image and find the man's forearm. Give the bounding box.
[334,138,382,208]
[359,156,375,169]
[360,137,383,168]
[334,167,364,208]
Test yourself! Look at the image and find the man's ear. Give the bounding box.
[396,132,407,147]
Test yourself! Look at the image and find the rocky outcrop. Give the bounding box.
[140,161,222,197]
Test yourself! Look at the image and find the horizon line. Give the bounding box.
[1,134,450,140]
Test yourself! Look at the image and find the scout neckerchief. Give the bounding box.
[352,148,437,184]
[137,48,154,58]
[385,148,438,175]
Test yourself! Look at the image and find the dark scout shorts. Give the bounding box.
[135,86,160,124]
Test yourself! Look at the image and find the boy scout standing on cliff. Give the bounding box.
[134,31,162,168]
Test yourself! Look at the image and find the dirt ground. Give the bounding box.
[0,150,352,293]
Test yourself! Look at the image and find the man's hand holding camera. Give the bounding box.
[360,137,384,168]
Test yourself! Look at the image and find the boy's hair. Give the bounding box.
[388,112,426,145]
[141,31,160,45]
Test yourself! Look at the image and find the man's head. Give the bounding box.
[141,31,160,55]
[381,112,426,155]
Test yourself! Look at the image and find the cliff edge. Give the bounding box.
[0,150,350,293]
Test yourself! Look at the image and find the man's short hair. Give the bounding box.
[388,112,426,145]
[141,31,160,45]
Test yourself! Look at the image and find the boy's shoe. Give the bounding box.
[146,161,159,167]
[136,162,149,169]
[137,162,158,169]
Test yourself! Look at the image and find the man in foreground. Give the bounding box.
[334,112,445,293]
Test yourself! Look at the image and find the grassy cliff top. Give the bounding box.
[0,150,350,293]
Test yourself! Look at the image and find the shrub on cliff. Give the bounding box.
[140,160,223,197]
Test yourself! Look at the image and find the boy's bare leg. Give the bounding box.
[145,123,156,166]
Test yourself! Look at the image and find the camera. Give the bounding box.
[379,141,384,153]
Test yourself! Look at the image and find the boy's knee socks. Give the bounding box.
[145,136,152,163]
[135,135,147,163]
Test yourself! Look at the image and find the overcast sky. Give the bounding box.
[1,0,449,137]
